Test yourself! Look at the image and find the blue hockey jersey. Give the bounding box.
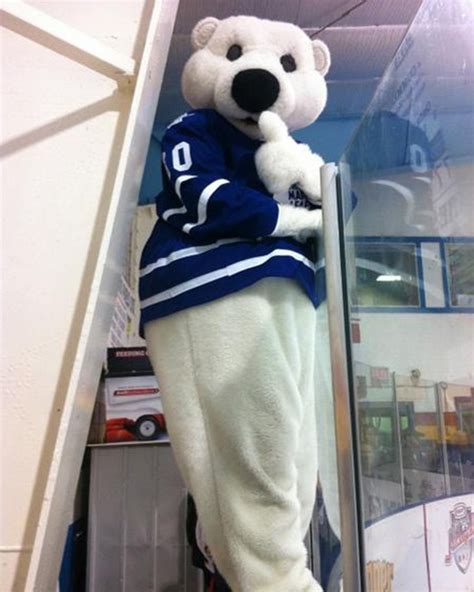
[139,109,324,334]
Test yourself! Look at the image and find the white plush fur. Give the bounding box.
[182,16,329,220]
[182,15,330,139]
[145,15,339,591]
[146,279,324,592]
[312,39,331,77]
[271,205,322,242]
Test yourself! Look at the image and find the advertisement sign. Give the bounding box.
[370,366,390,388]
[365,505,429,591]
[425,495,474,590]
[364,494,474,591]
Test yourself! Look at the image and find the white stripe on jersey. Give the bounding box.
[183,179,230,234]
[141,249,316,309]
[162,205,187,221]
[167,112,194,129]
[162,152,171,180]
[175,175,197,199]
[139,238,247,278]
[161,175,195,221]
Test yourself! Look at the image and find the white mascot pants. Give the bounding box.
[145,278,328,592]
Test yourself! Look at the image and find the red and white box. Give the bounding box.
[90,347,168,444]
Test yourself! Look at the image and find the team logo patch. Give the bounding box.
[366,560,394,592]
[445,502,473,574]
[273,184,311,208]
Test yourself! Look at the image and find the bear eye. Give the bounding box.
[226,44,243,61]
[280,54,297,72]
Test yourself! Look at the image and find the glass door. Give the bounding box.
[324,0,474,590]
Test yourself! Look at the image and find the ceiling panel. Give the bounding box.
[297,0,422,29]
[155,0,425,123]
[172,0,306,34]
[172,0,423,32]
[317,25,405,79]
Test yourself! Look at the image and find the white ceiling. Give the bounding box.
[155,0,424,123]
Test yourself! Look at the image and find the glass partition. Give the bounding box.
[337,0,474,589]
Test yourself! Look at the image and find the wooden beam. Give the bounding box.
[1,0,136,80]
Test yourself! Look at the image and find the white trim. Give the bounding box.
[162,205,187,221]
[1,0,135,80]
[175,174,196,199]
[162,152,171,180]
[140,238,246,278]
[414,176,431,184]
[270,205,282,237]
[0,545,32,553]
[183,179,229,233]
[167,112,194,129]
[141,249,316,309]
[315,258,325,273]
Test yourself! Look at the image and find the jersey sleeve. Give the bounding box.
[158,113,279,241]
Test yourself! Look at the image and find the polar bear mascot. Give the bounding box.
[140,15,338,592]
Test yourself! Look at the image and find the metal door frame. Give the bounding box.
[321,163,366,592]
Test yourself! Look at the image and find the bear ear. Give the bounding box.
[312,39,331,76]
[191,17,220,50]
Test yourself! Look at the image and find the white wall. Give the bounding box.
[353,313,474,386]
[0,2,147,589]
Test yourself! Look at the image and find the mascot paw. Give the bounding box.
[294,208,323,242]
[258,110,289,142]
[271,204,322,242]
[255,111,302,195]
[297,146,324,205]
[256,111,325,203]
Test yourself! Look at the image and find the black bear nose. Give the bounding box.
[231,69,280,113]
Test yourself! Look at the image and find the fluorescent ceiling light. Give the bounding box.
[376,274,402,282]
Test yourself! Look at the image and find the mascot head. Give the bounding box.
[181,15,331,139]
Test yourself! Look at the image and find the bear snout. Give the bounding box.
[231,69,280,113]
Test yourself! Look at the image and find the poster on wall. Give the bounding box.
[370,366,390,388]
